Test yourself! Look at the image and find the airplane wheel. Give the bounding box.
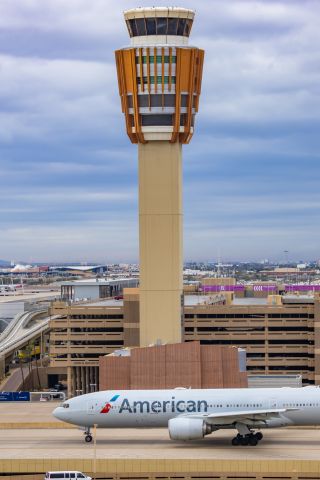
[255,432,263,441]
[240,436,249,446]
[85,435,93,443]
[248,435,258,446]
[232,437,240,446]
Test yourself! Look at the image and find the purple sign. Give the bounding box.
[285,285,320,291]
[202,285,244,292]
[202,284,277,293]
[251,285,277,292]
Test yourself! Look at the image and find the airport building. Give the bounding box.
[60,278,138,302]
[49,290,319,394]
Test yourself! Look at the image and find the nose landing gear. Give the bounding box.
[84,428,93,443]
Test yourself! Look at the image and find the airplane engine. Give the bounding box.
[168,417,212,441]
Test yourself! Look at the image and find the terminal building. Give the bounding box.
[49,289,319,394]
[60,278,138,302]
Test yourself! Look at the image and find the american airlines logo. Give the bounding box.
[116,396,208,414]
[100,394,120,414]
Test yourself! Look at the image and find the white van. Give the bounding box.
[45,472,91,480]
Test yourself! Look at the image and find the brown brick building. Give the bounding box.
[99,342,247,391]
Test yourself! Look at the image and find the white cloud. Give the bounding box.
[0,0,126,37]
[0,220,138,263]
[0,54,120,142]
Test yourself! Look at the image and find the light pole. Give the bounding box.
[93,423,97,480]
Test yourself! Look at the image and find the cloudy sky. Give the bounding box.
[1,0,320,264]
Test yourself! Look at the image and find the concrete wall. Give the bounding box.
[2,458,320,479]
[123,288,140,347]
[139,142,183,347]
[18,366,49,391]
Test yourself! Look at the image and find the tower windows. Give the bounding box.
[146,18,156,35]
[137,76,176,85]
[181,94,189,107]
[135,55,177,64]
[137,94,176,108]
[156,17,168,35]
[141,114,173,126]
[135,18,147,36]
[127,18,193,38]
[167,18,178,35]
[177,18,186,36]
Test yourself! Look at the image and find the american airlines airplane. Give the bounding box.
[53,386,320,446]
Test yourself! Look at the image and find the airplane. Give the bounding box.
[53,386,320,446]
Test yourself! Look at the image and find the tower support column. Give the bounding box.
[139,141,183,346]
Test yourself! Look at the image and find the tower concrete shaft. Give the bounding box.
[139,141,182,345]
[115,7,204,346]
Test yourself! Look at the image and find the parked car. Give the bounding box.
[48,388,60,399]
[45,472,91,480]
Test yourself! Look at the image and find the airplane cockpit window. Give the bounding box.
[62,403,70,408]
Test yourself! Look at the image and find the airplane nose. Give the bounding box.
[53,406,66,421]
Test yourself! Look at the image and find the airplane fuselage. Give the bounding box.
[53,386,320,429]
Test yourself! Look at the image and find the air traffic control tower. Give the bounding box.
[115,7,204,346]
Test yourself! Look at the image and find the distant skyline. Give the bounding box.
[1,0,320,262]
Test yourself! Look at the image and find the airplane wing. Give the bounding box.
[180,408,298,425]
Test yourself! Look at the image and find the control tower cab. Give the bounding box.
[116,7,204,144]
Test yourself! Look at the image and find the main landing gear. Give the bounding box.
[231,432,263,446]
[232,423,263,446]
[84,428,93,443]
